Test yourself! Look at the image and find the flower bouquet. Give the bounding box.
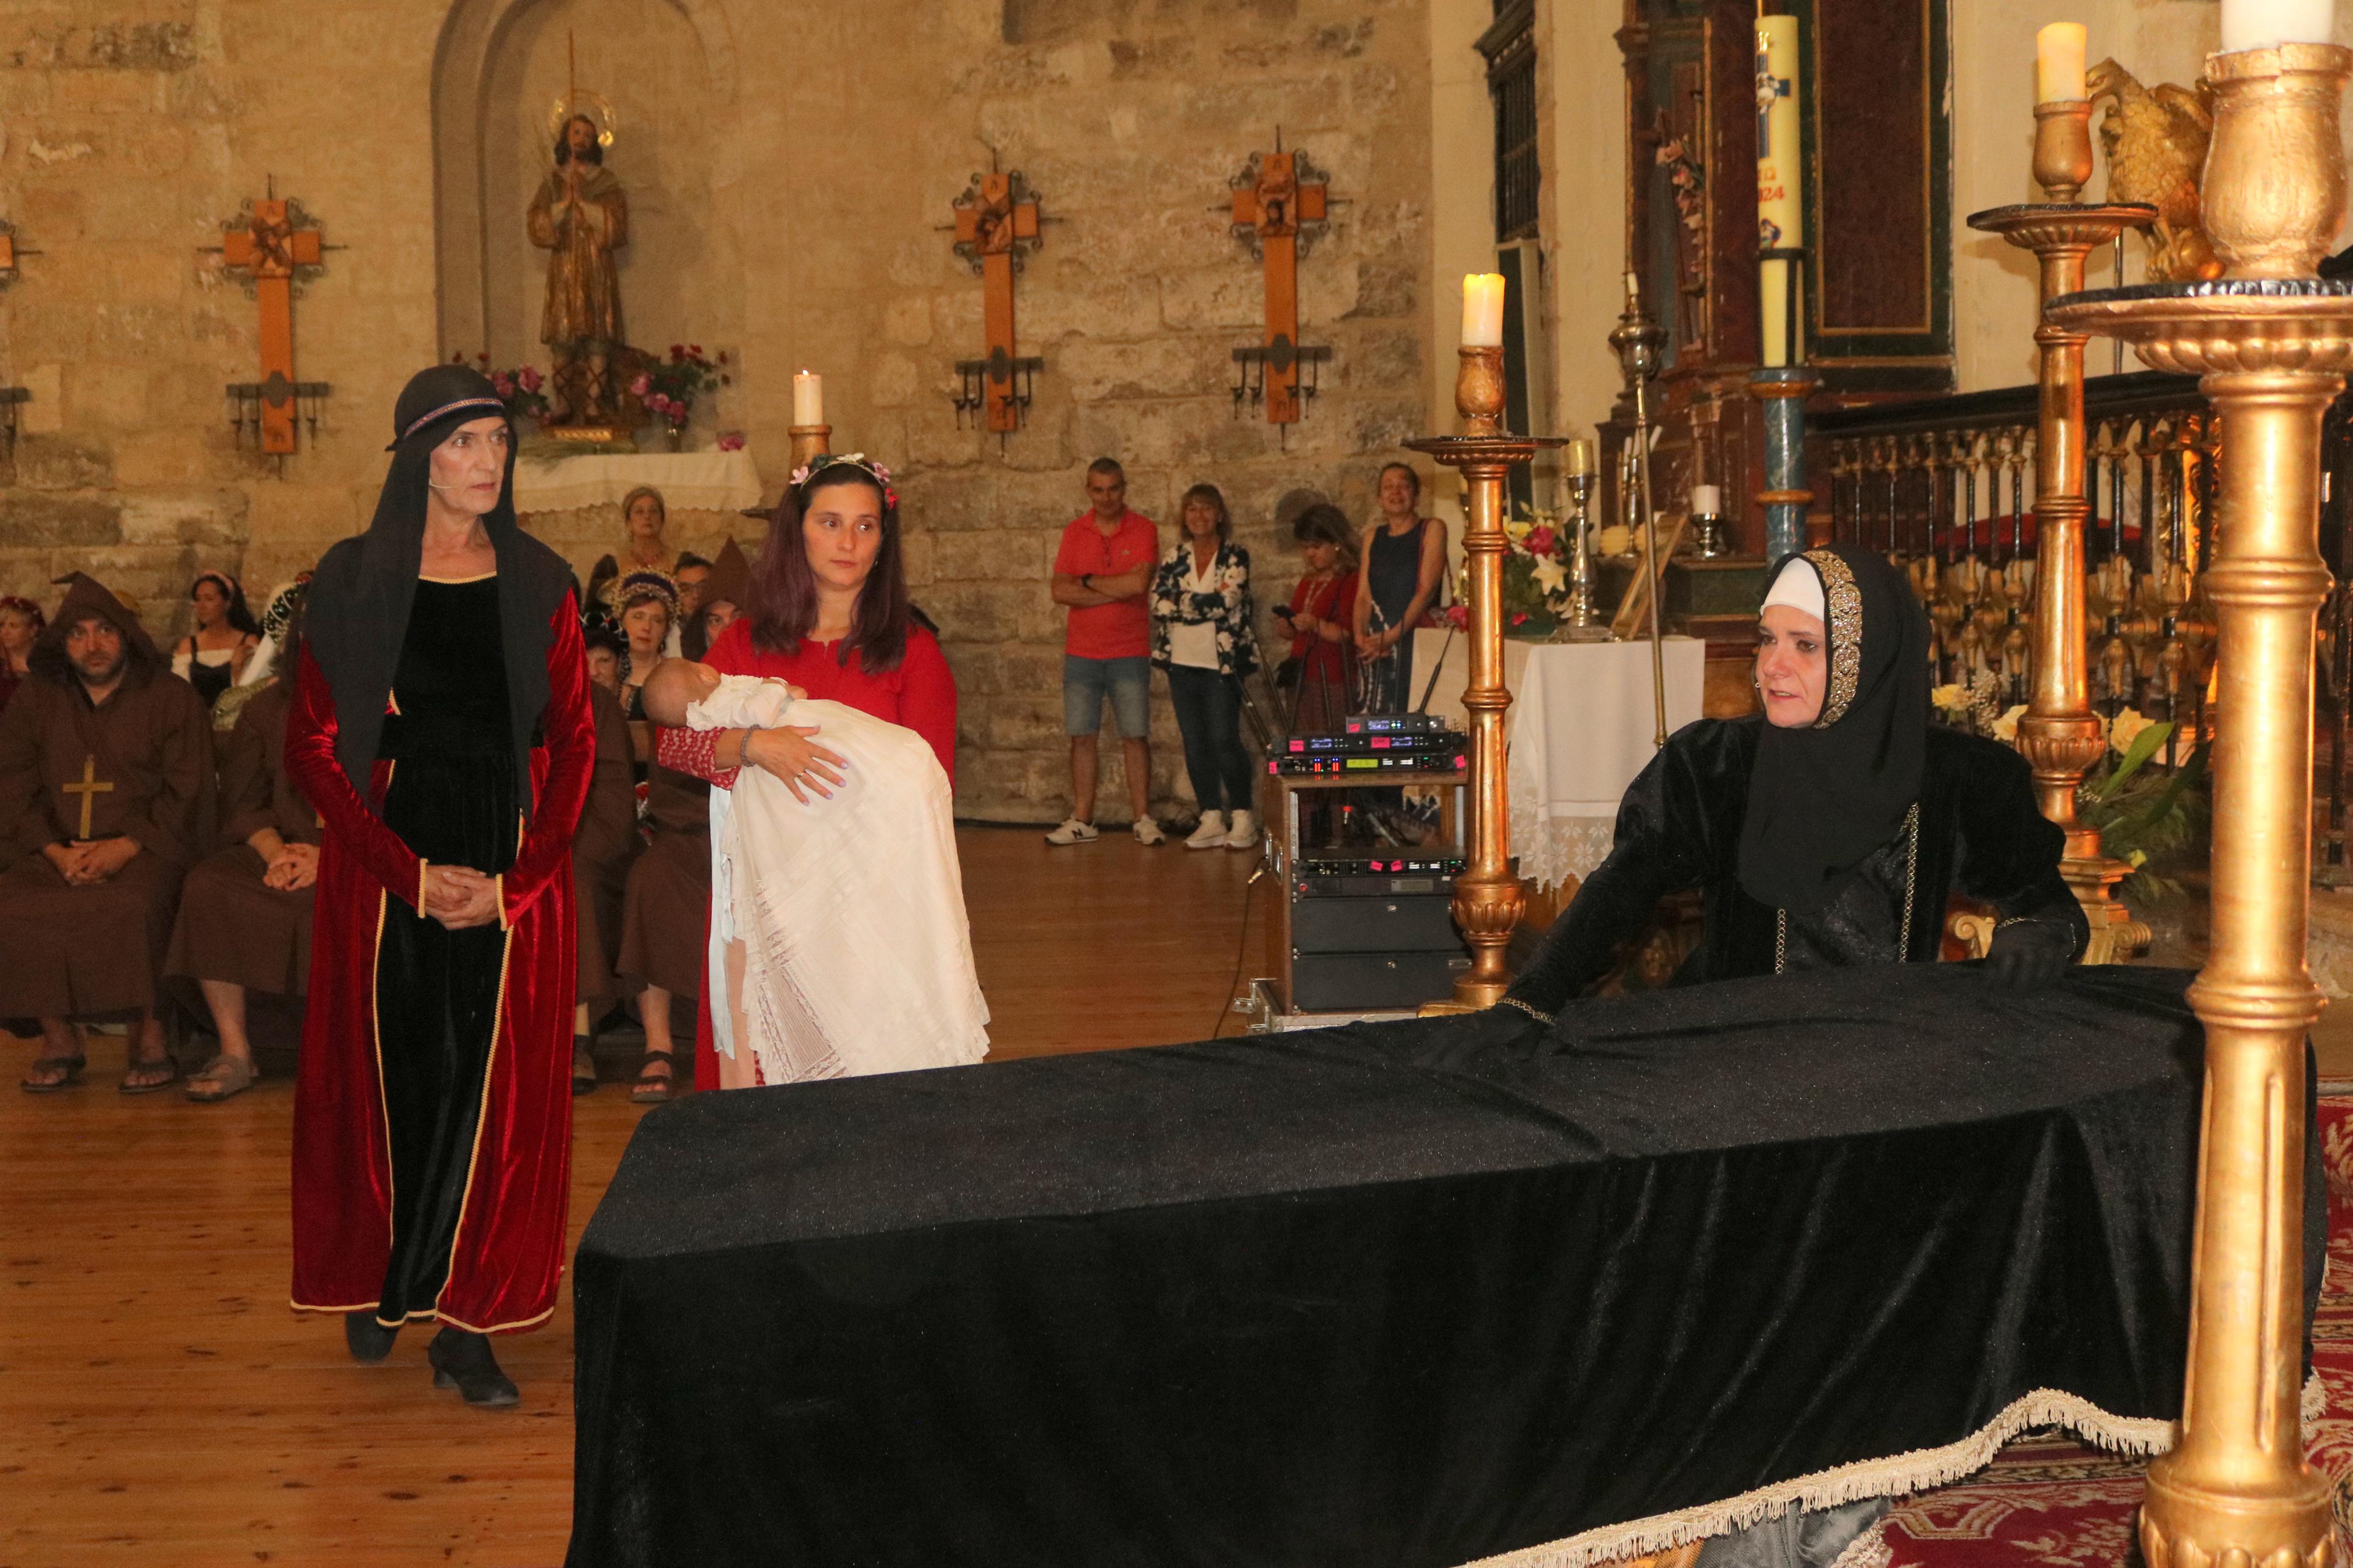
[630,343,730,450]
[450,350,551,424]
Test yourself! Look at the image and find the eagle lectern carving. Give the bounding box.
[2087,58,2223,283]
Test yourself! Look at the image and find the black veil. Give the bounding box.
[302,364,576,817]
[1734,545,1930,913]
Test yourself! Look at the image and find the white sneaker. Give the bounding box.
[1045,819,1098,846]
[1133,817,1168,847]
[1224,809,1259,850]
[1185,811,1228,849]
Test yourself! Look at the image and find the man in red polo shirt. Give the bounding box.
[1047,458,1163,845]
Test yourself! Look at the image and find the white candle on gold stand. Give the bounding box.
[2220,0,2336,50]
[1566,438,1595,476]
[792,370,824,426]
[1690,483,1721,515]
[2035,23,2088,103]
[1461,273,1506,347]
[1756,14,1804,368]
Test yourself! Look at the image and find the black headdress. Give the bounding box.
[301,364,576,817]
[1735,545,1929,914]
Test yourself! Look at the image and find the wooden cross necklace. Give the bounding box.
[62,753,112,841]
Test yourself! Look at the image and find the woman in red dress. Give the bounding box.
[1279,503,1360,734]
[648,453,958,1089]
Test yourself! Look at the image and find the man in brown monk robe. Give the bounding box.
[0,574,212,1093]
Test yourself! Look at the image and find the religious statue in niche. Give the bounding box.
[529,94,629,429]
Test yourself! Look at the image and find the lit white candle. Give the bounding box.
[2221,0,2336,49]
[2035,23,2088,102]
[1690,483,1722,516]
[1756,15,1804,367]
[1461,273,1506,349]
[1566,438,1595,477]
[792,370,824,426]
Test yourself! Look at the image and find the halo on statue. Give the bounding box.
[547,91,618,149]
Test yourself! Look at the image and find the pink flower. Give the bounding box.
[517,367,542,392]
[491,372,515,397]
[1444,605,1469,630]
[1510,611,1529,627]
[688,343,704,358]
[450,350,466,364]
[669,343,684,358]
[716,350,729,365]
[475,351,491,365]
[630,373,652,397]
[1524,526,1557,556]
[716,432,746,451]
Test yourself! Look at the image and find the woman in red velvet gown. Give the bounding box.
[286,365,594,1407]
[650,454,958,1090]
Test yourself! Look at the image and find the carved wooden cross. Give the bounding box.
[62,753,112,841]
[952,170,1042,434]
[220,194,323,454]
[1230,143,1329,425]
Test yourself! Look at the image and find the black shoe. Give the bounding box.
[345,1311,399,1364]
[428,1327,520,1407]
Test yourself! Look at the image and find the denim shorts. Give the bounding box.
[1063,655,1152,738]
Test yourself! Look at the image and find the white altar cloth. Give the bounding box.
[1411,630,1708,892]
[512,448,765,514]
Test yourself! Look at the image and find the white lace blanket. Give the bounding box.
[686,675,990,1084]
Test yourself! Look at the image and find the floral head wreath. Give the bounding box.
[602,568,680,619]
[0,595,43,635]
[789,451,898,511]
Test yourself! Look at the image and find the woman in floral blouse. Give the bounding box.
[1151,483,1261,850]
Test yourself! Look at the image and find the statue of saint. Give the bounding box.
[529,111,628,425]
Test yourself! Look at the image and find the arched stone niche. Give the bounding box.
[431,0,744,407]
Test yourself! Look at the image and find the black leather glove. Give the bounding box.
[1985,916,2074,990]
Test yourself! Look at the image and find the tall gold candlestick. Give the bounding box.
[1968,183,2155,965]
[1407,349,1563,1011]
[2050,39,2353,1568]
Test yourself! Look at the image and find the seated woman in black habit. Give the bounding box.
[1503,543,2086,1568]
[1505,543,2086,1021]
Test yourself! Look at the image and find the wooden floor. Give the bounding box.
[0,827,1263,1568]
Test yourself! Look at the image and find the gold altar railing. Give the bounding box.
[1811,371,2353,877]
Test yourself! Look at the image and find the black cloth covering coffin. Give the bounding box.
[569,965,2255,1568]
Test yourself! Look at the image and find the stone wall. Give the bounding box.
[0,0,1438,823]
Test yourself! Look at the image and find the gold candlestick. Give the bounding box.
[2030,101,2095,203]
[2049,40,2353,1568]
[789,422,833,472]
[1967,180,2155,962]
[1407,347,1564,1012]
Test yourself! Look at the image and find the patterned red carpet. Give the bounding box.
[1872,1096,2353,1567]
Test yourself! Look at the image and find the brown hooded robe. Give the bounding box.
[0,574,212,1017]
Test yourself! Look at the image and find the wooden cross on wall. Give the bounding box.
[214,187,326,455]
[952,168,1044,435]
[1229,138,1329,426]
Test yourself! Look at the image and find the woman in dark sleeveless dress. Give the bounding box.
[171,571,258,710]
[1350,462,1447,713]
[286,365,594,1408]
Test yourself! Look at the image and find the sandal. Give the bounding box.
[185,1053,257,1103]
[20,1054,87,1093]
[119,1051,181,1096]
[630,1050,675,1105]
[572,1045,599,1096]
